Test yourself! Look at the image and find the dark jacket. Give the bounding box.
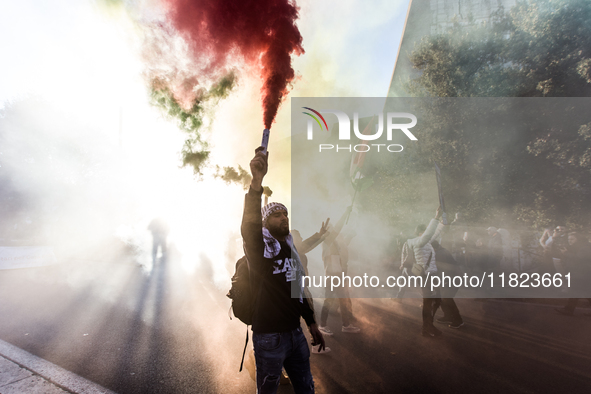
[241,187,316,333]
[433,242,462,276]
[488,233,503,263]
[564,241,590,292]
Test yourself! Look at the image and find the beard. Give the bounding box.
[267,221,289,239]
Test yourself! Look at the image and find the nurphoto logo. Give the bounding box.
[301,107,418,153]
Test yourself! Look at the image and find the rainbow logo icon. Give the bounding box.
[302,107,328,131]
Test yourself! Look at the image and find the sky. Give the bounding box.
[0,0,408,280]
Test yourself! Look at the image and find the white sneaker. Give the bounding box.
[319,326,334,336]
[311,345,332,354]
[342,324,360,333]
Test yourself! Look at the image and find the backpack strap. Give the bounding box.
[239,327,249,372]
[237,266,267,372]
[237,264,265,372]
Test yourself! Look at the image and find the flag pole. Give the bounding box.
[346,187,358,224]
[347,116,378,224]
[434,160,448,225]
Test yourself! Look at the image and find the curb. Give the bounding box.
[0,339,116,394]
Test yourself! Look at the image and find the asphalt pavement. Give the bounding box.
[1,254,590,394]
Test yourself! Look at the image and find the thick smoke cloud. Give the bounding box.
[214,165,251,190]
[162,0,304,129]
[105,0,303,175]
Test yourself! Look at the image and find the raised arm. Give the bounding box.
[416,207,443,248]
[240,147,268,274]
[430,221,446,244]
[539,229,551,249]
[324,207,352,245]
[299,219,330,255]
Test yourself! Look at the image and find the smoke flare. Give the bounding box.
[162,0,304,128]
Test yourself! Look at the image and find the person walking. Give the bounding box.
[406,207,445,337]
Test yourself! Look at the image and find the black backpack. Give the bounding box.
[226,256,258,372]
[226,256,255,325]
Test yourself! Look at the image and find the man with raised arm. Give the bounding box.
[318,206,359,335]
[406,207,445,337]
[241,146,324,394]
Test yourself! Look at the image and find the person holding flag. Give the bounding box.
[406,207,446,337]
[319,206,359,335]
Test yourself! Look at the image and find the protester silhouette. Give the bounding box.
[319,206,360,335]
[148,217,170,264]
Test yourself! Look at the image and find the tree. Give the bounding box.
[364,0,591,229]
[407,0,591,98]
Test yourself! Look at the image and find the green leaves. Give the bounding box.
[375,0,591,229]
[150,71,237,175]
[407,0,591,98]
[214,165,252,190]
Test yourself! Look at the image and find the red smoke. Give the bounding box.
[163,0,304,129]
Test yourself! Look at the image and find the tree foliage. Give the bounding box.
[407,0,591,98]
[150,71,237,175]
[370,0,591,230]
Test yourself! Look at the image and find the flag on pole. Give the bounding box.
[349,115,377,185]
[347,116,376,223]
[434,160,448,225]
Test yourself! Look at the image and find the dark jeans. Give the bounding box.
[395,269,409,298]
[253,327,314,394]
[421,280,441,329]
[320,286,352,327]
[440,284,463,324]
